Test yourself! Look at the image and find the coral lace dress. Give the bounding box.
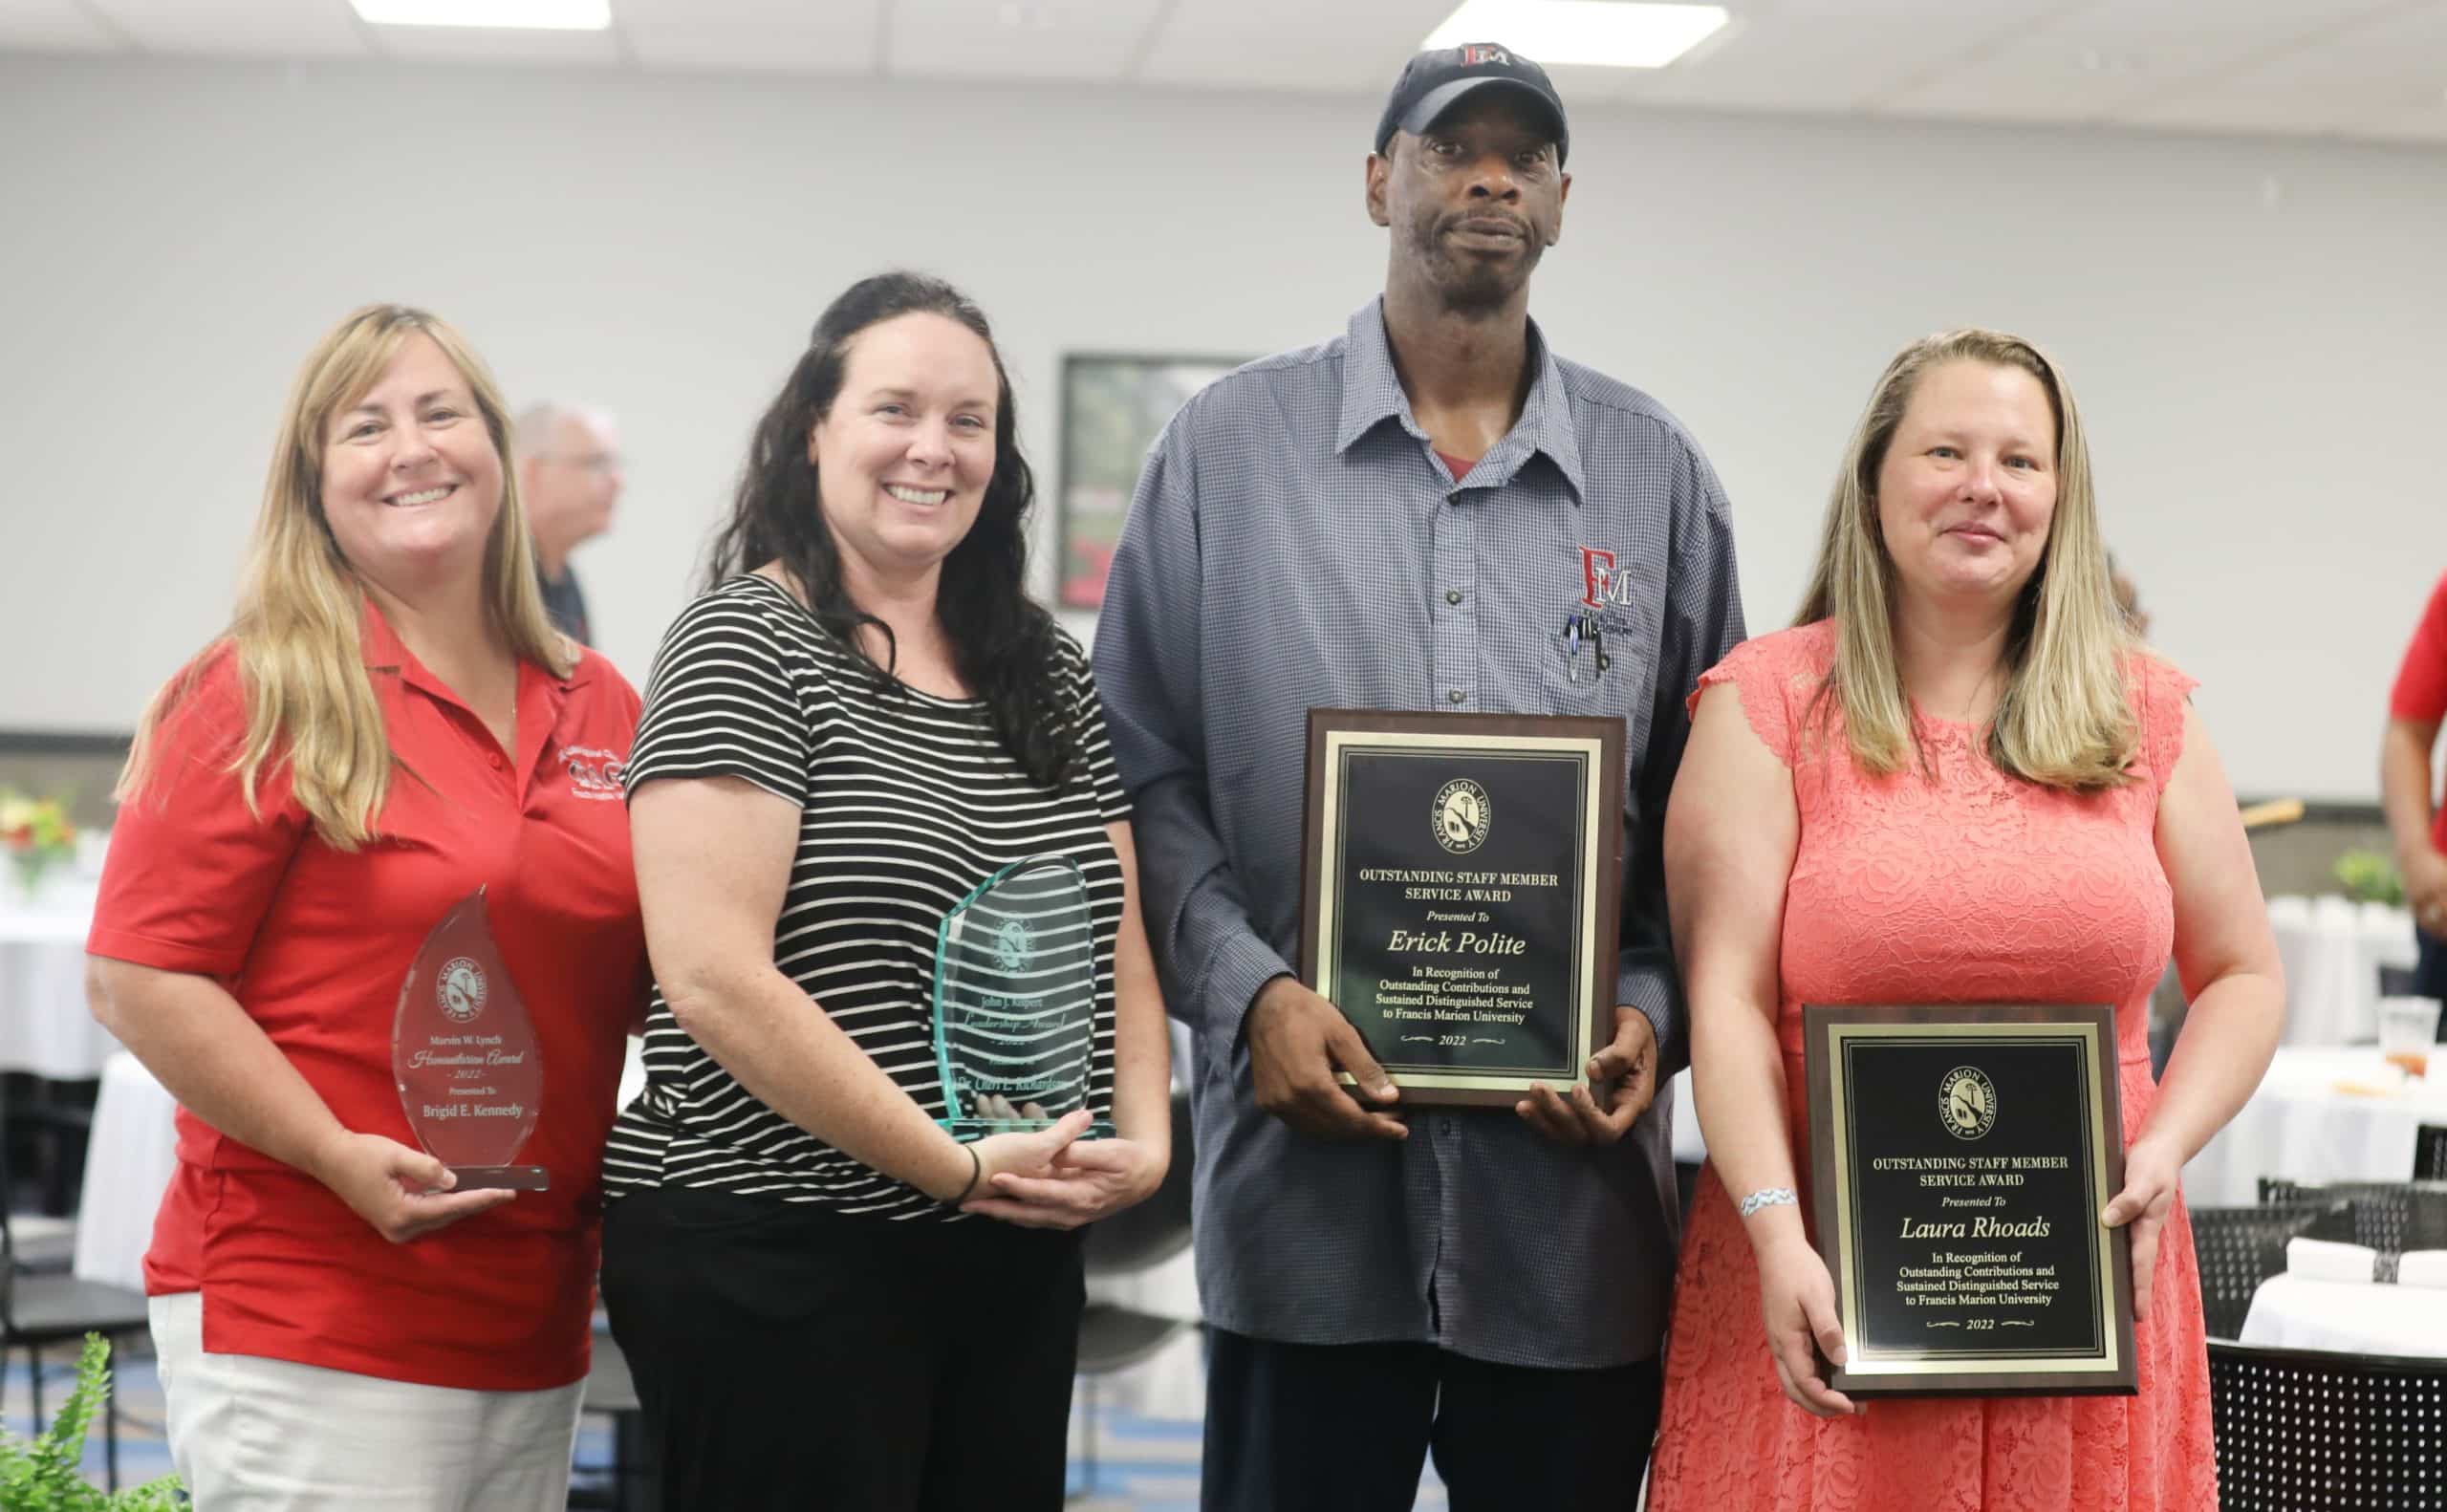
[1648,622,2216,1512]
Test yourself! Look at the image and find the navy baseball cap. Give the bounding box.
[1375,42,1569,165]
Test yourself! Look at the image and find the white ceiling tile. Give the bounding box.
[85,0,371,57]
[0,0,122,53]
[1889,0,2435,126]
[1591,7,2061,113]
[2360,107,2447,143]
[886,0,1161,82]
[622,7,881,76]
[366,19,623,66]
[2111,3,2447,139]
[13,0,2445,146]
[1136,0,1440,94]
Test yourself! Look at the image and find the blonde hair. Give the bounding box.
[119,305,571,848]
[1795,328,2136,791]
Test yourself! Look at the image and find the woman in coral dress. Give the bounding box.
[1648,329,2283,1511]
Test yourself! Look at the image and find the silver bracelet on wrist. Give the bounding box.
[1738,1186,1798,1219]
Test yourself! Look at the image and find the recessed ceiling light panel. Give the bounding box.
[1424,0,1729,70]
[351,0,613,30]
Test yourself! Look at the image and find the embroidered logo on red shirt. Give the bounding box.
[563,745,627,801]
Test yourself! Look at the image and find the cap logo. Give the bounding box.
[1462,44,1512,66]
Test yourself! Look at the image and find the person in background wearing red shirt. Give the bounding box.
[84,304,647,1510]
[2384,572,2447,997]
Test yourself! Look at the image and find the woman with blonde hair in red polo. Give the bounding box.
[87,304,646,1509]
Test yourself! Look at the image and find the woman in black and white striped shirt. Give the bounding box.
[599,272,1171,1510]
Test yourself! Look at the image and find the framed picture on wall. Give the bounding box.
[1056,353,1245,611]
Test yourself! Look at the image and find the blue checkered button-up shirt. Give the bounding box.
[1092,298,1744,1368]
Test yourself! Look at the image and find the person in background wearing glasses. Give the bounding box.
[515,401,623,645]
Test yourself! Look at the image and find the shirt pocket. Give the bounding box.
[1539,620,1652,727]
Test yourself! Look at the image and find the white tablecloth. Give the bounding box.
[2241,1272,2447,1356]
[2184,1045,2447,1207]
[0,887,118,1079]
[72,1051,180,1293]
[2269,895,2419,1048]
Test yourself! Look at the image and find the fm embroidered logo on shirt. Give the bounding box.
[1579,546,1639,611]
[438,957,488,1024]
[1433,778,1492,854]
[563,745,627,801]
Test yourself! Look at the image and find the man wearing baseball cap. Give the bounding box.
[1094,41,1744,1509]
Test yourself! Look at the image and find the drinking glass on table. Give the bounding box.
[2378,996,2442,1079]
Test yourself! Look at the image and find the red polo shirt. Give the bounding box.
[88,607,645,1391]
[2392,570,2447,855]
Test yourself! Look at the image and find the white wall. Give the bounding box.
[4,55,2442,800]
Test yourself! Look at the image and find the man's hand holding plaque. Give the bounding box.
[1515,1005,1657,1147]
[1246,976,1406,1141]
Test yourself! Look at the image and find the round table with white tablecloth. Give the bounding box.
[2241,1271,2447,1356]
[2183,1045,2447,1207]
[2267,894,2419,1048]
[0,884,119,1079]
[71,1050,181,1293]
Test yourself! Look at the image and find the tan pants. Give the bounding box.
[147,1292,585,1512]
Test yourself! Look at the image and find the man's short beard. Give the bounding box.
[1405,219,1541,313]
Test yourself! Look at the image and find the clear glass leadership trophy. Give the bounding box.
[391,888,549,1191]
[932,855,1109,1140]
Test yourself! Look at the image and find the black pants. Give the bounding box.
[2416,924,2447,1004]
[600,1185,1084,1512]
[1200,1328,1664,1512]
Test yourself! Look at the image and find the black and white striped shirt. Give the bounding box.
[604,573,1130,1219]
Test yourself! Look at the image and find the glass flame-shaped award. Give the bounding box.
[932,855,1110,1141]
[391,888,549,1191]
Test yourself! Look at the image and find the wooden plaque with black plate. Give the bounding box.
[1298,710,1623,1110]
[1807,1004,2136,1396]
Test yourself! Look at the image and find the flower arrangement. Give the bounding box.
[0,1333,183,1508]
[0,787,77,896]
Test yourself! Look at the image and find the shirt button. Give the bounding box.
[1440,1117,1457,1135]
[1445,588,1463,606]
[1596,653,1613,672]
[1446,688,1465,704]
[487,751,506,770]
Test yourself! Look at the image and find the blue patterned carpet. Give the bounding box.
[6,1330,1451,1509]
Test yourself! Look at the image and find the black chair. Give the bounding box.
[2208,1340,2447,1510]
[0,1087,151,1491]
[2256,1177,2447,1207]
[2416,1125,2447,1182]
[1072,1089,1198,1500]
[2188,1203,2339,1341]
